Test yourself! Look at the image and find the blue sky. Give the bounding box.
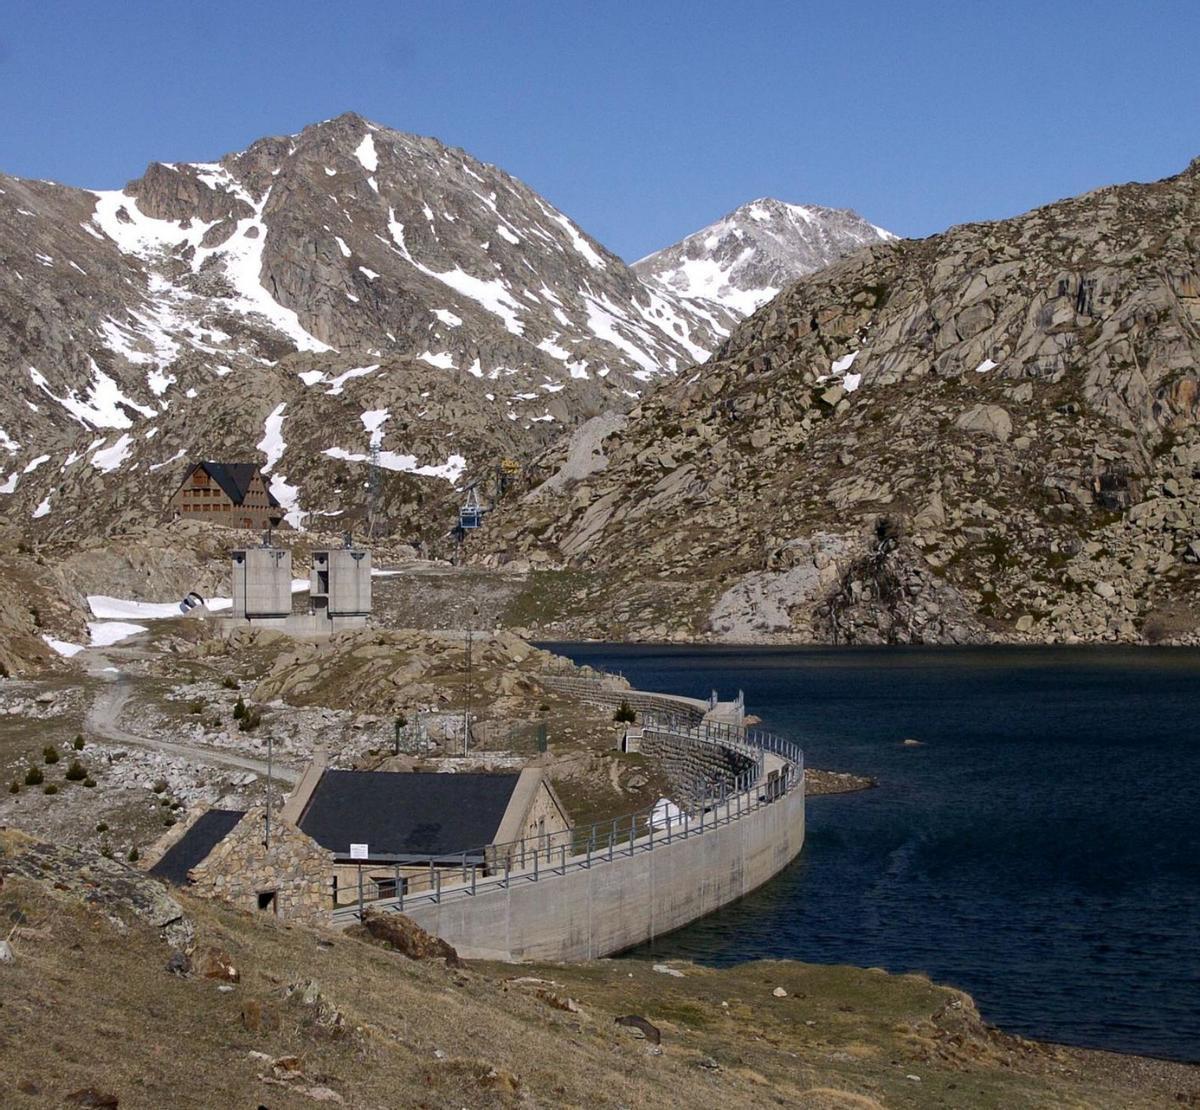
[2,1,1197,261]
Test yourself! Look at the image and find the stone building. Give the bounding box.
[143,806,331,926]
[285,757,571,906]
[168,461,283,530]
[142,757,570,918]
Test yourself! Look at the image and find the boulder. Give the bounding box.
[196,946,240,982]
[955,404,1013,443]
[357,908,463,967]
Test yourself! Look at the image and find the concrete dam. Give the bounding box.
[335,679,806,962]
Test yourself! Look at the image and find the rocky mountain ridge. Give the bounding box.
[634,197,894,316]
[0,112,740,541]
[475,157,1200,645]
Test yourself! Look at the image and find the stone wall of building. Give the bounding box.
[519,781,571,845]
[188,808,331,926]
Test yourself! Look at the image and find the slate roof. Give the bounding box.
[181,462,280,508]
[148,809,247,886]
[298,770,522,860]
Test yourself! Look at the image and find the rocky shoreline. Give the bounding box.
[803,768,876,795]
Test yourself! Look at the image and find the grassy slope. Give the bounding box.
[0,868,1195,1109]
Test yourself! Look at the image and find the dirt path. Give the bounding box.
[83,655,300,785]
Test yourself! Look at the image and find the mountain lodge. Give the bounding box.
[168,461,283,530]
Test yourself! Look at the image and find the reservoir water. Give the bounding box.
[542,644,1200,1063]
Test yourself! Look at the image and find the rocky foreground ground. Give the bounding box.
[0,831,1195,1109]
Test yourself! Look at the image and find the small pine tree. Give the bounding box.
[43,784,58,795]
[64,759,87,782]
[222,676,239,690]
[43,746,59,765]
[127,846,139,863]
[232,696,247,720]
[72,735,85,751]
[24,766,43,786]
[8,780,19,794]
[613,700,637,724]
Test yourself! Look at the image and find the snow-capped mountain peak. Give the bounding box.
[633,196,896,317]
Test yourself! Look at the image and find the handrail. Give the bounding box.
[333,713,804,924]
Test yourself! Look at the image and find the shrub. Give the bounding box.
[221,676,239,690]
[612,700,637,724]
[43,746,59,765]
[238,708,262,732]
[72,735,85,751]
[187,700,205,715]
[43,784,58,795]
[24,766,43,786]
[8,781,18,794]
[127,847,139,863]
[232,696,247,720]
[152,779,168,794]
[99,844,113,860]
[95,822,108,833]
[64,760,87,782]
[83,778,96,788]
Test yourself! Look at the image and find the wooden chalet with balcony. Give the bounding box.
[168,461,283,530]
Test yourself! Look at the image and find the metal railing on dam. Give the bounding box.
[332,705,806,962]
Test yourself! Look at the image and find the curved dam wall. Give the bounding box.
[400,774,805,963]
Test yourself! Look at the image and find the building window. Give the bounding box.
[375,876,406,899]
[257,890,278,914]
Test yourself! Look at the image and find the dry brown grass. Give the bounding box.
[0,862,1196,1110]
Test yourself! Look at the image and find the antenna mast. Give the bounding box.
[366,437,381,539]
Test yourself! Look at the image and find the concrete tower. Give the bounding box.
[310,546,372,631]
[230,546,293,621]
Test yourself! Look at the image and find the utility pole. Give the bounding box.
[263,732,273,849]
[366,436,381,539]
[464,625,473,756]
[463,606,479,755]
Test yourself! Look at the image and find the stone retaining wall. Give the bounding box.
[539,675,707,724]
[639,730,758,803]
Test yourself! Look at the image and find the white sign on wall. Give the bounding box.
[349,843,369,860]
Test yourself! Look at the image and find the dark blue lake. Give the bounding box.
[542,644,1200,1064]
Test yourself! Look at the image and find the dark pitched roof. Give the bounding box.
[181,462,280,508]
[148,809,246,886]
[298,770,521,860]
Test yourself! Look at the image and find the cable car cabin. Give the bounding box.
[459,487,486,530]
